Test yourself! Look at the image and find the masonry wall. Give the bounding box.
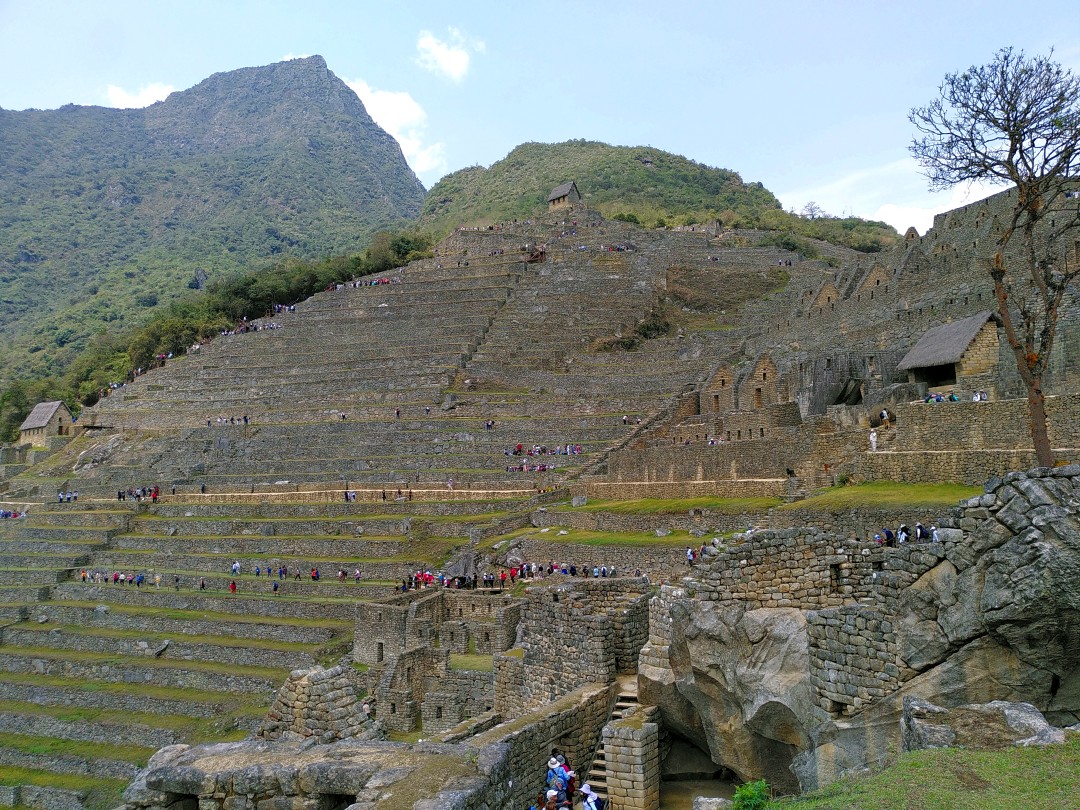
[496,578,651,713]
[691,530,883,609]
[603,707,661,810]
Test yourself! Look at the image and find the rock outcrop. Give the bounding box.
[640,466,1080,792]
[901,696,1066,751]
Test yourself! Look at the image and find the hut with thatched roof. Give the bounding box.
[896,311,999,389]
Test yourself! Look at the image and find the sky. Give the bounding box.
[2,0,1079,234]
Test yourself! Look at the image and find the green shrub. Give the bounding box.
[733,779,769,810]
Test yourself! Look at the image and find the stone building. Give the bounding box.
[18,401,73,447]
[547,181,581,210]
[896,310,999,391]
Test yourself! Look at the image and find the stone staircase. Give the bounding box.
[580,678,639,804]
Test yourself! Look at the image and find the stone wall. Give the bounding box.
[806,606,900,716]
[257,664,371,742]
[602,707,661,810]
[690,530,884,609]
[496,578,650,714]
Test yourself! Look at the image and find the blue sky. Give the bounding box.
[2,0,1078,233]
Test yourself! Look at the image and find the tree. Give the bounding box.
[801,201,825,220]
[910,48,1080,467]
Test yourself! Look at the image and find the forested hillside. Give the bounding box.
[0,56,425,382]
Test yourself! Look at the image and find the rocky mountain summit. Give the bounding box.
[0,56,424,378]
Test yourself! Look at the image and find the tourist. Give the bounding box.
[229,580,237,594]
[579,784,603,810]
[869,428,878,452]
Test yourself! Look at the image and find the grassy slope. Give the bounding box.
[770,735,1080,810]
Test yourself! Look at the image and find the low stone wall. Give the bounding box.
[574,479,787,500]
[0,747,139,780]
[515,538,687,583]
[0,711,180,749]
[0,652,279,694]
[690,530,883,609]
[0,785,86,810]
[30,604,338,644]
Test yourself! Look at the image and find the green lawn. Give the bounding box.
[768,734,1080,809]
[777,482,981,511]
[449,653,494,672]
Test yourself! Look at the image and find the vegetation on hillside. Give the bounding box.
[420,140,898,253]
[0,56,425,382]
[0,231,431,443]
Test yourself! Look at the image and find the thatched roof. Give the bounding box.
[896,311,994,371]
[547,181,578,202]
[19,401,69,431]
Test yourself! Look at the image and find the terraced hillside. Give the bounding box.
[0,491,540,809]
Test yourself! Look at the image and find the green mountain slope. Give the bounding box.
[0,56,425,382]
[420,140,781,229]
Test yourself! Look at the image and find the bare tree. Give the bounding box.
[910,48,1080,467]
[801,201,825,220]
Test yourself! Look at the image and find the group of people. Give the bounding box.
[0,509,26,519]
[208,415,250,427]
[873,522,939,546]
[116,486,159,502]
[531,750,603,809]
[506,443,583,457]
[56,490,79,503]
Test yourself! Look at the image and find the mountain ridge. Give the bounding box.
[0,56,425,381]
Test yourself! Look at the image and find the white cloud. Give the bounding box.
[104,82,174,108]
[415,27,484,82]
[345,78,446,180]
[778,157,1004,235]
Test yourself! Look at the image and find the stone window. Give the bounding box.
[829,564,841,594]
[759,427,764,438]
[391,703,396,714]
[825,359,832,370]
[435,706,443,719]
[754,388,763,408]
[376,642,384,663]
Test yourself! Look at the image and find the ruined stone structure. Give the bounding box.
[257,664,373,742]
[640,466,1080,793]
[3,189,1080,808]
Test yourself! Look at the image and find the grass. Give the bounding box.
[557,496,783,514]
[769,734,1080,809]
[449,653,494,672]
[0,764,129,810]
[777,482,981,511]
[0,731,155,765]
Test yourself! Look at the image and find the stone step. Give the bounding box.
[0,625,320,671]
[0,742,142,781]
[26,602,344,644]
[0,646,285,693]
[0,673,258,718]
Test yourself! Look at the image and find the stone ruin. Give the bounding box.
[256,664,375,743]
[639,465,1080,793]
